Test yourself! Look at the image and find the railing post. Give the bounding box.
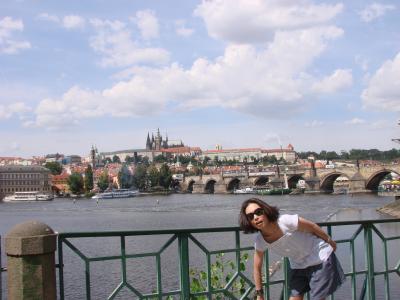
[364,223,375,300]
[179,233,190,300]
[5,220,57,300]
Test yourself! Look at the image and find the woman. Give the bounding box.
[239,198,345,300]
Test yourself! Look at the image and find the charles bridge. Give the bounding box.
[177,164,400,194]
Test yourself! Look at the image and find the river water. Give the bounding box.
[1,193,399,299]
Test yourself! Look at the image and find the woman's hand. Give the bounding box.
[328,238,337,251]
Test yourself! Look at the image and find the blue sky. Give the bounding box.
[0,0,399,157]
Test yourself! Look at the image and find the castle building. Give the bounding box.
[101,129,186,163]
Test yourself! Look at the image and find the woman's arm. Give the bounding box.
[298,217,337,251]
[254,249,265,300]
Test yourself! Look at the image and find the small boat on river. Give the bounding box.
[233,187,256,194]
[3,191,53,202]
[256,188,292,196]
[92,189,140,199]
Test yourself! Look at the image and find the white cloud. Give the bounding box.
[345,118,366,125]
[312,69,353,93]
[0,102,31,120]
[63,15,86,30]
[359,3,396,22]
[0,17,31,54]
[89,18,169,68]
[36,13,60,23]
[30,24,346,129]
[175,20,194,37]
[362,52,400,112]
[194,0,343,43]
[133,10,159,40]
[305,120,324,127]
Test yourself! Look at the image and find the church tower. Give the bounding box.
[146,132,151,150]
[90,145,97,169]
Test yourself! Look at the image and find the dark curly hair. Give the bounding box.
[239,198,279,234]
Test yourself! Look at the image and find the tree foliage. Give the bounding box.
[84,164,94,192]
[118,164,133,189]
[97,170,109,192]
[133,164,148,191]
[112,155,121,163]
[296,148,400,161]
[44,161,63,175]
[68,172,84,195]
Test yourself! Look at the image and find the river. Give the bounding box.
[0,193,399,299]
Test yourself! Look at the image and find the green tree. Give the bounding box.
[133,164,148,190]
[112,155,121,163]
[153,154,167,163]
[97,170,109,192]
[148,165,160,187]
[159,164,172,189]
[84,164,94,192]
[68,173,84,195]
[44,161,63,175]
[118,164,133,189]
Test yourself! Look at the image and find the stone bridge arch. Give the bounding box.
[287,175,305,189]
[253,176,269,186]
[205,179,217,194]
[227,178,240,192]
[320,172,349,193]
[365,169,399,191]
[186,180,195,193]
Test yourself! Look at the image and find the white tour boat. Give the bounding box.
[233,187,256,194]
[92,189,140,199]
[3,191,54,202]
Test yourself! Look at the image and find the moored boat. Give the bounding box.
[233,187,256,194]
[92,189,140,199]
[256,188,292,196]
[3,191,53,202]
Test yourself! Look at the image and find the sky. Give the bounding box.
[0,0,399,157]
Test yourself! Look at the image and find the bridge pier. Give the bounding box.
[348,172,368,193]
[305,177,320,193]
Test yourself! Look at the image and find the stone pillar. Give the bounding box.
[192,183,205,194]
[5,220,57,300]
[348,172,367,193]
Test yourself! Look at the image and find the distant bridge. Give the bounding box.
[175,164,400,194]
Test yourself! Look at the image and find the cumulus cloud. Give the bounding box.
[305,120,324,128]
[345,118,366,125]
[62,15,86,30]
[36,13,60,23]
[359,3,396,22]
[194,0,343,43]
[362,52,400,112]
[89,18,169,68]
[29,23,347,129]
[133,10,159,40]
[0,102,31,120]
[0,17,31,54]
[312,69,352,93]
[175,20,194,37]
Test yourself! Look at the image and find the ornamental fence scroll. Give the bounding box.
[57,219,400,300]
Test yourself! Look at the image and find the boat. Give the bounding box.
[3,191,53,202]
[92,189,140,199]
[256,188,292,196]
[233,187,256,194]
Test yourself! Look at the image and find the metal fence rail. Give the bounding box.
[58,219,400,300]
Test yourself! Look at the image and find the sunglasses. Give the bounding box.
[246,208,264,220]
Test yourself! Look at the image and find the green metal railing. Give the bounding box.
[58,219,400,300]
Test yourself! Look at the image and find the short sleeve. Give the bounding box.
[279,214,299,232]
[254,232,267,252]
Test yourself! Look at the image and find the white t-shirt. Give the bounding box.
[254,214,333,269]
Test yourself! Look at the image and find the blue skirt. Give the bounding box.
[289,252,346,299]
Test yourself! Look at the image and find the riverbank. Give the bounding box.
[378,198,400,217]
